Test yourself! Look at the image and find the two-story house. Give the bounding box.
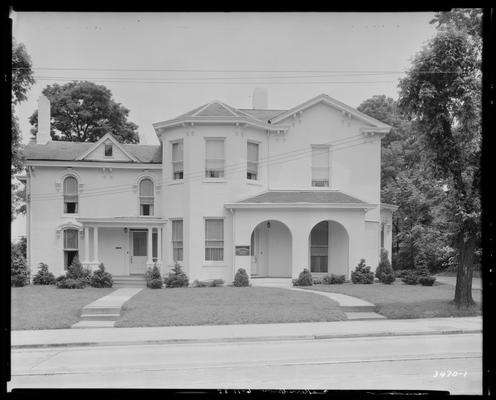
[20,89,397,285]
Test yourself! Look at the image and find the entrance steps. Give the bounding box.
[113,275,147,288]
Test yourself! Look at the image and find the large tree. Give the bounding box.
[398,9,482,307]
[12,40,35,219]
[29,81,139,143]
[358,95,448,272]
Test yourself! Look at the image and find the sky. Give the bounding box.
[11,11,437,239]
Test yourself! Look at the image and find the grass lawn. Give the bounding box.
[303,281,482,319]
[115,286,346,327]
[12,285,115,330]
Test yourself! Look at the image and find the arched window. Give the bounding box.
[139,178,154,216]
[63,176,78,214]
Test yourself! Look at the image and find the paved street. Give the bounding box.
[9,333,482,394]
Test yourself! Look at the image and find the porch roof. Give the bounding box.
[225,190,377,210]
[76,217,167,227]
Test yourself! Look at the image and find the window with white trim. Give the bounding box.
[205,139,225,178]
[172,220,183,261]
[139,178,154,216]
[247,141,259,180]
[63,176,78,213]
[63,229,79,268]
[205,219,224,261]
[171,140,184,180]
[104,143,113,157]
[311,146,329,187]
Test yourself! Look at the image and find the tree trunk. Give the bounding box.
[453,233,476,307]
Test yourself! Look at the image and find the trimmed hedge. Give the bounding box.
[401,272,419,285]
[145,264,163,288]
[419,276,437,286]
[56,278,86,289]
[376,249,395,284]
[89,263,113,288]
[163,262,189,288]
[323,274,346,284]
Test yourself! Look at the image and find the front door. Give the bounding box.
[130,230,148,274]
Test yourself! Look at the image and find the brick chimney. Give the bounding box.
[36,94,51,144]
[252,87,268,109]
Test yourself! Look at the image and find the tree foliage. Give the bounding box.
[29,81,139,143]
[398,10,481,307]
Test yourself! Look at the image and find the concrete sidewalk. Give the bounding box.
[11,316,481,349]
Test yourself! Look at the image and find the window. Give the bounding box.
[63,229,79,268]
[63,176,78,213]
[152,232,158,262]
[247,142,259,180]
[311,146,329,187]
[139,178,154,216]
[205,219,223,261]
[205,139,225,178]
[104,143,113,157]
[310,221,328,273]
[172,140,184,180]
[172,220,183,261]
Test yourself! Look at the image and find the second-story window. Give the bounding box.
[139,178,154,216]
[247,141,259,180]
[104,143,113,157]
[172,140,184,180]
[311,146,329,187]
[205,139,225,178]
[63,176,78,214]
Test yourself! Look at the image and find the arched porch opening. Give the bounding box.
[250,219,292,278]
[308,220,349,276]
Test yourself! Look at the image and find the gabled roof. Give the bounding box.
[236,190,367,204]
[24,140,162,163]
[238,109,287,122]
[152,100,288,132]
[76,133,139,162]
[268,93,391,130]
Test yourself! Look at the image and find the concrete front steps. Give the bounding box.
[72,288,143,329]
[113,275,147,288]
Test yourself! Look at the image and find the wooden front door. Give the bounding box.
[130,230,148,274]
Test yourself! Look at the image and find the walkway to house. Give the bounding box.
[71,288,143,329]
[250,278,385,321]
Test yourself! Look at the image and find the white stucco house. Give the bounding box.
[19,89,397,285]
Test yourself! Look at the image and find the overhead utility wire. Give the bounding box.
[30,133,376,200]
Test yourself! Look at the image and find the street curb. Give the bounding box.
[11,328,481,350]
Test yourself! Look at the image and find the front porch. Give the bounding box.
[74,217,166,276]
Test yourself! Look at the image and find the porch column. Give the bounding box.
[147,226,153,267]
[157,226,162,266]
[83,226,90,264]
[93,226,99,268]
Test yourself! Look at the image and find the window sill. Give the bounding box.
[309,185,331,190]
[62,213,79,217]
[168,180,184,186]
[203,179,227,183]
[246,180,262,186]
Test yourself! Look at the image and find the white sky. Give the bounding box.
[11,11,437,239]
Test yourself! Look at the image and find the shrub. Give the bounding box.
[11,250,29,287]
[419,276,436,286]
[163,262,189,288]
[145,264,163,288]
[376,250,395,284]
[89,263,113,288]
[233,268,250,287]
[148,278,163,289]
[312,277,323,285]
[56,278,86,289]
[401,272,419,285]
[33,263,56,285]
[192,279,225,288]
[351,259,374,284]
[323,274,346,284]
[293,268,313,286]
[66,256,92,285]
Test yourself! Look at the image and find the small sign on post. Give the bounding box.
[235,246,250,256]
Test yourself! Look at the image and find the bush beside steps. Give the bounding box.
[55,257,113,289]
